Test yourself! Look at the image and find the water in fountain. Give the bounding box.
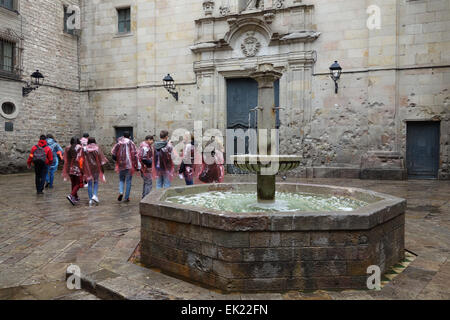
[165,191,368,213]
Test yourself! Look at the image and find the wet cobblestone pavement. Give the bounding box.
[0,172,448,299]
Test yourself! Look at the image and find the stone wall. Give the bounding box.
[300,0,449,178]
[1,0,449,178]
[142,215,405,292]
[78,0,449,179]
[0,0,82,173]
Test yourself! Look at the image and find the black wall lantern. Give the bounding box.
[329,61,342,94]
[23,70,45,97]
[163,74,179,101]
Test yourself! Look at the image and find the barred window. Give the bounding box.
[0,40,14,73]
[117,7,131,34]
[0,0,14,11]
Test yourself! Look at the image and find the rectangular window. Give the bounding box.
[63,5,74,35]
[0,0,14,11]
[115,127,134,142]
[0,40,14,73]
[117,7,131,34]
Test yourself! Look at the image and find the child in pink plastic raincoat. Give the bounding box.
[179,132,203,185]
[153,130,175,189]
[82,137,109,206]
[199,136,225,184]
[138,135,154,199]
[111,131,141,202]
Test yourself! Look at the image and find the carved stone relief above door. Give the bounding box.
[240,31,261,57]
[191,1,320,132]
[192,1,320,56]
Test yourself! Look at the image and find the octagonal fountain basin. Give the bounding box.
[140,183,406,293]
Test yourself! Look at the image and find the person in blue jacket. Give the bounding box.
[45,134,64,189]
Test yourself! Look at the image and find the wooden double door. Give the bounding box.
[226,78,279,174]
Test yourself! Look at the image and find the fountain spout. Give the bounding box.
[251,64,282,202]
[248,106,263,129]
[231,63,302,203]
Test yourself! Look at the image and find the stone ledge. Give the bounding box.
[361,169,407,180]
[287,167,412,180]
[141,183,406,232]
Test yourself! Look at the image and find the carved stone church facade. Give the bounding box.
[1,0,449,179]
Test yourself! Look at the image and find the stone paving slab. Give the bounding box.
[0,279,97,300]
[0,172,449,299]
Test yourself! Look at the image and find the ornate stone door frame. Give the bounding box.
[193,2,319,138]
[194,51,316,136]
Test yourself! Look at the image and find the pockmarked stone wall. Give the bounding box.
[140,183,406,292]
[295,0,450,179]
[78,0,449,179]
[0,0,82,173]
[1,0,449,177]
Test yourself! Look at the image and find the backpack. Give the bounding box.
[155,148,165,171]
[140,146,153,168]
[178,144,195,174]
[199,164,220,184]
[33,146,47,164]
[155,146,171,171]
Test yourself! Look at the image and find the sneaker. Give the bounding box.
[118,194,123,202]
[45,183,50,189]
[89,200,94,207]
[67,195,75,206]
[84,183,89,188]
[92,195,99,204]
[124,198,130,203]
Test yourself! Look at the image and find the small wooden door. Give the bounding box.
[406,121,440,179]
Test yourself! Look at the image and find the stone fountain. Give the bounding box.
[230,63,302,203]
[139,63,406,293]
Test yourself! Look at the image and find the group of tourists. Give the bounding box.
[27,130,225,207]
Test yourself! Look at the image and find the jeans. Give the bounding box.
[185,177,194,185]
[88,179,99,199]
[141,173,153,199]
[46,160,58,187]
[119,169,133,200]
[34,163,48,193]
[156,174,171,189]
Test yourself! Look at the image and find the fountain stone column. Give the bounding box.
[250,63,283,203]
